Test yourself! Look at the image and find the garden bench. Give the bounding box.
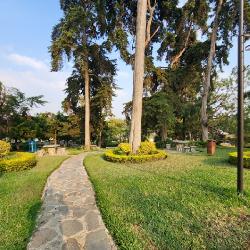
[184,146,191,153]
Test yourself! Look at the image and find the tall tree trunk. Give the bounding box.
[54,130,57,145]
[129,0,147,153]
[83,31,91,150]
[201,0,223,142]
[84,63,91,150]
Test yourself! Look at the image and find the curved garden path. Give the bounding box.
[28,153,116,250]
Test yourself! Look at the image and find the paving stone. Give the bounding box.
[73,207,89,218]
[62,238,81,250]
[85,229,111,250]
[60,220,83,237]
[85,211,100,231]
[29,228,57,248]
[28,153,116,250]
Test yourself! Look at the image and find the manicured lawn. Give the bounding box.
[67,147,85,155]
[0,156,68,250]
[84,148,250,249]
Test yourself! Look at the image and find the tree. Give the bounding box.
[50,0,98,150]
[62,45,117,147]
[201,0,224,141]
[102,118,129,147]
[0,82,46,139]
[129,0,148,153]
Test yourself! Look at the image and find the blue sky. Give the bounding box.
[0,0,249,118]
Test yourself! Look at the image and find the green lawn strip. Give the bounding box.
[84,149,250,249]
[0,156,68,250]
[67,147,86,155]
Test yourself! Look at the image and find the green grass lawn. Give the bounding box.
[84,148,250,249]
[0,156,68,250]
[66,147,85,155]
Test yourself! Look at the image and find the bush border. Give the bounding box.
[228,151,250,168]
[104,149,167,163]
[0,152,37,172]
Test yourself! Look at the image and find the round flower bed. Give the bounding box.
[228,151,250,168]
[104,142,167,163]
[0,152,37,172]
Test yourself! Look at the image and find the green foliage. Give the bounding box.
[104,149,167,163]
[228,152,250,168]
[138,141,157,155]
[102,118,128,147]
[0,82,46,139]
[118,143,131,155]
[0,152,37,172]
[0,140,11,158]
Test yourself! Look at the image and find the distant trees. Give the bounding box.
[0,81,46,140]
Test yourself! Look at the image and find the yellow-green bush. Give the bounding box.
[0,152,37,172]
[0,140,11,158]
[228,152,250,168]
[118,143,131,155]
[138,141,157,155]
[104,149,167,163]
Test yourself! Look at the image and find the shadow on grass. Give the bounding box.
[122,163,248,206]
[26,201,42,243]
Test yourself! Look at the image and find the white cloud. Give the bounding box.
[8,53,47,70]
[0,51,73,113]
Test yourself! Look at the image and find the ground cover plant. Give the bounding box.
[104,142,167,163]
[84,147,250,249]
[0,156,68,250]
[229,151,250,168]
[0,152,37,172]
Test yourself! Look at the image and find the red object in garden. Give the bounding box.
[207,140,216,155]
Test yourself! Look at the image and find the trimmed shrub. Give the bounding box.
[138,141,157,155]
[0,152,37,172]
[104,149,167,163]
[228,152,250,168]
[118,143,131,155]
[0,140,11,158]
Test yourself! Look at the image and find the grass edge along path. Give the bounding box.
[0,155,68,250]
[84,149,250,249]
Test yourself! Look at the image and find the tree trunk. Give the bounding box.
[98,130,102,148]
[161,123,168,141]
[201,0,223,142]
[54,130,57,145]
[129,0,147,153]
[83,31,91,150]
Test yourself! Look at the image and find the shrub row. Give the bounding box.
[0,140,11,158]
[228,152,250,168]
[0,152,37,172]
[104,149,167,163]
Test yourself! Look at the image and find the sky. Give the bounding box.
[0,0,249,118]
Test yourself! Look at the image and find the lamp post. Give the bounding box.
[237,0,250,194]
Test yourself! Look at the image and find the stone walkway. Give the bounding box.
[28,153,116,250]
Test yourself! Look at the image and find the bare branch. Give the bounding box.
[170,23,192,68]
[145,0,159,47]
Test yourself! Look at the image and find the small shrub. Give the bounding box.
[0,152,37,172]
[228,152,250,168]
[104,149,167,163]
[138,141,156,155]
[0,140,11,158]
[118,143,131,155]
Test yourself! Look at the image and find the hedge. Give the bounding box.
[104,149,167,163]
[0,140,11,158]
[0,152,37,172]
[228,152,250,168]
